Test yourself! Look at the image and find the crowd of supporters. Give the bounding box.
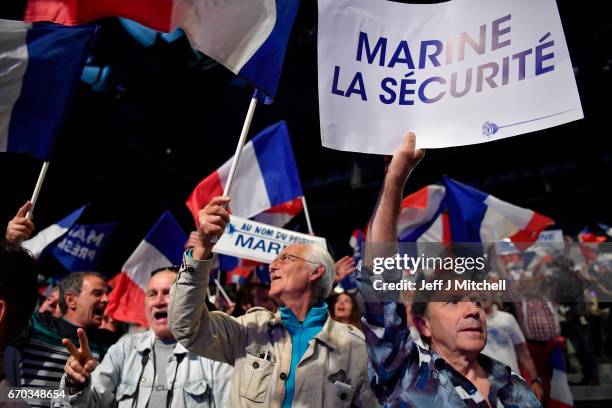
[1,136,611,407]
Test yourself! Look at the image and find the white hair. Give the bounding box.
[304,244,335,303]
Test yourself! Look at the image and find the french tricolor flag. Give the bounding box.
[549,341,574,408]
[397,179,553,245]
[24,0,299,100]
[0,20,96,159]
[186,121,303,224]
[443,177,554,243]
[107,211,186,326]
[398,185,450,243]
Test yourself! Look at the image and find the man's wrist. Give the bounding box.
[192,244,212,260]
[66,376,88,394]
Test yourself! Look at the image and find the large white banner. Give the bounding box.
[213,216,327,263]
[318,0,583,154]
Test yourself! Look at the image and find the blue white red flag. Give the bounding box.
[578,226,607,243]
[25,0,299,100]
[0,20,96,160]
[397,185,449,243]
[186,121,303,223]
[397,179,553,245]
[22,205,88,259]
[549,341,574,408]
[107,211,186,326]
[444,177,554,243]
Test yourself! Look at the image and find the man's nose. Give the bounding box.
[462,302,482,319]
[101,292,110,304]
[154,293,169,306]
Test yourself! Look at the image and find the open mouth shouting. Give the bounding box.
[153,310,168,322]
[92,304,106,321]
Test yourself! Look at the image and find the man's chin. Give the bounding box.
[268,287,281,299]
[152,325,174,340]
[457,339,486,353]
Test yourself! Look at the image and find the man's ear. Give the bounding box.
[310,265,326,282]
[413,314,431,339]
[65,292,77,311]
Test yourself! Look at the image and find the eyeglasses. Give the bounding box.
[272,253,319,265]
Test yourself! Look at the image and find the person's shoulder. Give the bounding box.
[496,310,521,326]
[496,309,515,319]
[244,306,277,320]
[330,319,366,343]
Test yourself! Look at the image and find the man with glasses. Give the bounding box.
[169,196,377,407]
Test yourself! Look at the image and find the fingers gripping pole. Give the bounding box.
[27,161,50,219]
[301,196,314,235]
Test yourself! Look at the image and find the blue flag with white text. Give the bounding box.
[52,222,117,272]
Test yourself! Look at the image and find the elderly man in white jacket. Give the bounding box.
[168,196,377,408]
[53,267,233,408]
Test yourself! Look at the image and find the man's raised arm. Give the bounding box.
[364,133,425,262]
[169,196,244,365]
[361,133,425,403]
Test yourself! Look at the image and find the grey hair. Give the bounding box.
[304,244,335,303]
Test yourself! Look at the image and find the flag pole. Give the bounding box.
[209,93,259,245]
[27,161,50,219]
[222,96,259,197]
[301,196,314,235]
[206,287,215,303]
[214,278,233,306]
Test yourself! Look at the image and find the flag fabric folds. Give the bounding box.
[443,177,555,243]
[24,0,173,32]
[0,20,96,160]
[397,178,553,245]
[106,211,186,326]
[24,0,299,100]
[186,121,303,224]
[397,185,449,243]
[252,197,303,227]
[549,341,574,408]
[22,205,87,259]
[578,226,607,243]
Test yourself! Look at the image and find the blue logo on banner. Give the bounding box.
[52,223,117,271]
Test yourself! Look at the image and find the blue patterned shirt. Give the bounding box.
[362,301,542,407]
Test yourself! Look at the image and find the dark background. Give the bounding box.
[1,0,611,278]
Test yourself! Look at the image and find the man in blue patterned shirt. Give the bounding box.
[360,133,542,407]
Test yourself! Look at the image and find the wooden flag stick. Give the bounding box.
[27,161,50,219]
